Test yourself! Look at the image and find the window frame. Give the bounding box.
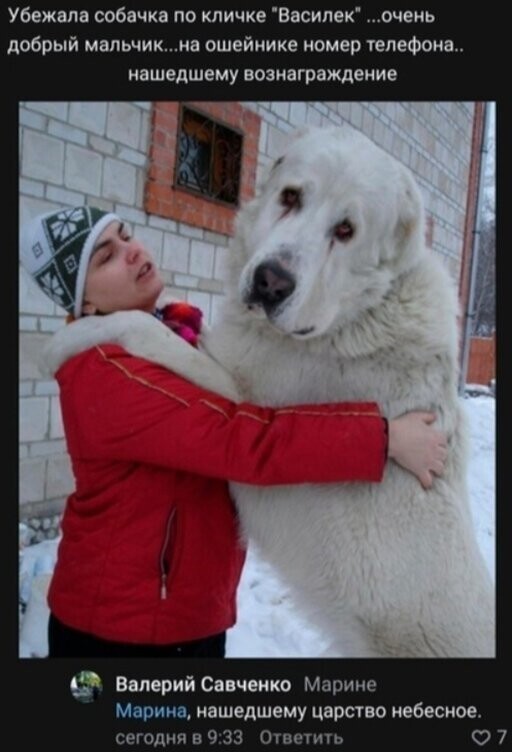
[144,101,261,237]
[174,104,244,209]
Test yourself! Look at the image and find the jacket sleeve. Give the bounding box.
[62,345,387,484]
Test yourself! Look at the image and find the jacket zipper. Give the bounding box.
[159,508,177,600]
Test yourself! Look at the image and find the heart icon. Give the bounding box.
[471,730,491,746]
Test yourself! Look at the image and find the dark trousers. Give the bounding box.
[48,613,226,657]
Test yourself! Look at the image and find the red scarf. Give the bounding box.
[157,302,203,348]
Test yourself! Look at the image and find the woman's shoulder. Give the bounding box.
[54,343,131,382]
[44,311,163,376]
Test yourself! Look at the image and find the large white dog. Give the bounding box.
[45,126,494,657]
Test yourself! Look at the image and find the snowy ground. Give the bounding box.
[19,395,495,658]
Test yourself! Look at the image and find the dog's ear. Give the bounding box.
[269,126,314,172]
[292,125,312,140]
[393,165,425,271]
[270,155,284,173]
[270,125,321,174]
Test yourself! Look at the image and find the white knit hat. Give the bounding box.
[20,206,119,318]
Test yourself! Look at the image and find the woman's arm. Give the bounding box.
[62,345,387,485]
[53,317,446,488]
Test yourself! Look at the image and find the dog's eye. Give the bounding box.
[280,188,302,211]
[334,220,354,242]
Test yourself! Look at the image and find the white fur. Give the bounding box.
[44,309,240,402]
[45,126,494,657]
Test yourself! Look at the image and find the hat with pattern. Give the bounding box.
[20,206,120,318]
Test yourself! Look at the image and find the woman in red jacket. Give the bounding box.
[20,206,447,658]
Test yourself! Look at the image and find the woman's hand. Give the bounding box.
[388,411,448,489]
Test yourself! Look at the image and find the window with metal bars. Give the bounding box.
[175,106,243,206]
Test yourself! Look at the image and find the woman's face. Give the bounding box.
[82,221,164,315]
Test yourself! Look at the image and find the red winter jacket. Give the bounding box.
[48,344,386,645]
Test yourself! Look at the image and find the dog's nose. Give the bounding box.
[250,261,296,311]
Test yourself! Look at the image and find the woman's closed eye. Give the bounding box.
[97,248,113,265]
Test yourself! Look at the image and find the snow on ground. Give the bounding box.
[462,395,495,578]
[19,395,495,658]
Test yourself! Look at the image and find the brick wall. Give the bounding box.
[467,335,496,386]
[146,102,261,235]
[19,100,476,518]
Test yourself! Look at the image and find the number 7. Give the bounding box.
[497,730,508,746]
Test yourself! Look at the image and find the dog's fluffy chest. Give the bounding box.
[207,257,458,418]
[210,321,445,419]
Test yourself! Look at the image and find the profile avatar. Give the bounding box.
[70,670,103,703]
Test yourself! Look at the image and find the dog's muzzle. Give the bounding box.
[247,261,296,314]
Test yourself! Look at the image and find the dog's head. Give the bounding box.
[236,126,425,339]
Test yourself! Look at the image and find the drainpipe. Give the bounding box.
[458,102,490,393]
